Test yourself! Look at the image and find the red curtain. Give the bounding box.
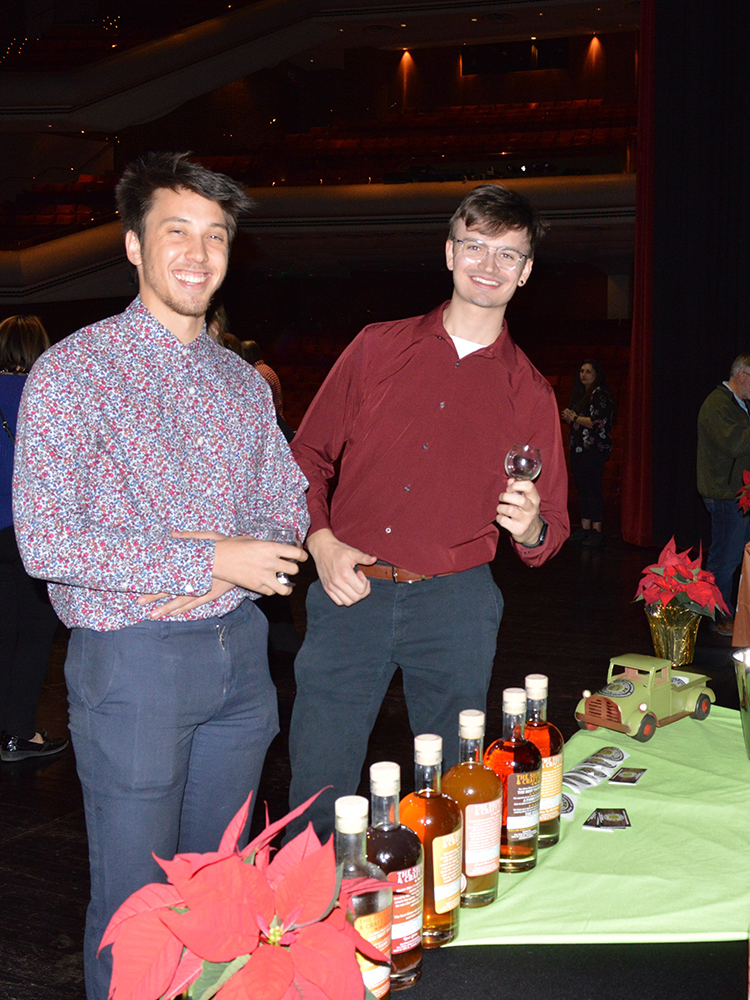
[621,0,655,546]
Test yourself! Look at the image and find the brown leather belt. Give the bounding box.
[359,562,455,584]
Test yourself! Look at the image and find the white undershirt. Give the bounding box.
[450,334,484,359]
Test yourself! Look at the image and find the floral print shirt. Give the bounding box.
[12,297,309,631]
[569,385,614,457]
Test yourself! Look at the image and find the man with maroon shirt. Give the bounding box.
[287,184,569,839]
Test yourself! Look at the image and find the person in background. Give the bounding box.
[561,358,615,547]
[243,339,293,442]
[697,353,750,638]
[0,315,67,762]
[13,153,309,1000]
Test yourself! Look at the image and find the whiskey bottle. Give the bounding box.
[366,761,424,990]
[335,795,393,1000]
[400,734,462,947]
[442,710,502,907]
[524,673,564,848]
[484,688,542,873]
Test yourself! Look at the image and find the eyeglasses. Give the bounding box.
[452,238,529,271]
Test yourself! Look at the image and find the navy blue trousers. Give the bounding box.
[704,498,750,615]
[66,600,278,1000]
[287,565,503,841]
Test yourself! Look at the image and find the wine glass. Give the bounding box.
[253,520,300,587]
[504,443,542,481]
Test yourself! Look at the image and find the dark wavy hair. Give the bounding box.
[115,152,255,245]
[0,315,50,372]
[568,357,615,415]
[448,183,546,256]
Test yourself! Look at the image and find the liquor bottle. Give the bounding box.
[484,688,542,873]
[366,761,424,990]
[442,710,502,907]
[399,734,462,947]
[524,673,564,848]
[335,795,393,1000]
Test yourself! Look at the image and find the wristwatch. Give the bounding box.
[524,517,548,549]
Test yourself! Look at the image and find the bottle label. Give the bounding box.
[540,753,563,821]
[431,828,462,913]
[505,770,541,843]
[464,798,501,876]
[354,907,392,999]
[387,863,424,953]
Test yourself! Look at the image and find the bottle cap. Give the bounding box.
[458,709,485,739]
[525,673,548,698]
[503,687,527,714]
[370,761,400,796]
[335,795,369,834]
[414,733,442,765]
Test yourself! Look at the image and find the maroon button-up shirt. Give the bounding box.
[292,302,569,576]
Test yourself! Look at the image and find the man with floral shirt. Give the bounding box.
[13,153,309,1000]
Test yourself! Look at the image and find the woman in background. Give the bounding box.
[561,358,615,547]
[0,315,67,761]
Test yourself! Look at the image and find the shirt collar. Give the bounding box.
[415,301,511,361]
[121,297,209,360]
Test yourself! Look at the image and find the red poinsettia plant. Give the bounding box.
[738,470,750,514]
[100,792,389,1000]
[634,536,729,618]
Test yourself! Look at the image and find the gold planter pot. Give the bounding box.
[644,602,702,666]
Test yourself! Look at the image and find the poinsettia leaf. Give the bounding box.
[274,839,338,928]
[160,897,261,964]
[217,793,253,856]
[160,948,204,999]
[189,956,249,1000]
[108,910,183,1000]
[214,945,294,1000]
[337,916,391,966]
[157,851,229,890]
[283,974,328,1000]
[180,855,275,922]
[266,824,323,890]
[241,789,329,863]
[100,882,184,952]
[292,923,365,1000]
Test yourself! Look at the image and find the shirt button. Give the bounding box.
[197,436,205,445]
[188,387,196,395]
[404,486,410,491]
[385,527,392,534]
[455,361,460,367]
[185,584,195,594]
[423,444,428,450]
[440,402,445,408]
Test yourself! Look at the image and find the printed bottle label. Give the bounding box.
[464,798,501,876]
[540,753,563,821]
[387,863,424,953]
[505,770,541,844]
[431,828,462,913]
[354,907,392,999]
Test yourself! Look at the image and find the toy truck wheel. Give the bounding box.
[577,720,599,731]
[692,693,711,720]
[634,713,657,742]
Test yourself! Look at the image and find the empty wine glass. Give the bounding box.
[504,443,542,481]
[253,520,300,587]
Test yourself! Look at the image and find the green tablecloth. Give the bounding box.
[450,705,750,945]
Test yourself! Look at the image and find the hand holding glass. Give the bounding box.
[254,522,300,587]
[504,444,542,482]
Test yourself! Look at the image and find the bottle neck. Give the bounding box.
[335,828,367,865]
[415,761,441,794]
[458,735,483,764]
[526,695,548,725]
[370,791,399,829]
[502,708,526,740]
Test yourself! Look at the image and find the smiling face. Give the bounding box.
[445,219,533,313]
[125,186,230,341]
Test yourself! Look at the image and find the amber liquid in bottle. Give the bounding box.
[400,735,462,947]
[366,762,424,990]
[524,675,564,849]
[442,710,502,907]
[484,689,542,873]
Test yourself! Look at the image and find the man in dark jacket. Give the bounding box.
[697,353,750,636]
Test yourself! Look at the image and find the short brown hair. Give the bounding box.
[0,315,50,371]
[449,183,546,256]
[115,152,255,245]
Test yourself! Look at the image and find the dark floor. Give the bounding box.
[0,534,745,1000]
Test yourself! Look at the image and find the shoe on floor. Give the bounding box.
[567,527,591,543]
[711,617,734,637]
[581,530,604,547]
[0,729,69,762]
